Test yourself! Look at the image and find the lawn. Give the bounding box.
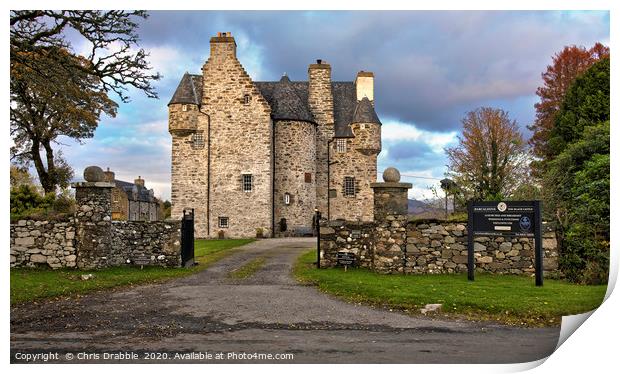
[294,251,607,326]
[10,238,254,305]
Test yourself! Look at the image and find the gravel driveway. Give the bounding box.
[11,238,560,364]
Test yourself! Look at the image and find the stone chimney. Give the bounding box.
[308,59,334,215]
[355,71,374,102]
[209,31,236,60]
[134,176,145,188]
[103,167,115,183]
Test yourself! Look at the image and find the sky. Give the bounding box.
[58,10,610,201]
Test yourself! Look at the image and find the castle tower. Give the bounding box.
[308,59,334,216]
[272,75,318,235]
[328,71,381,222]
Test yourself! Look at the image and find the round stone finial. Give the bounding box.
[83,166,105,182]
[383,167,401,182]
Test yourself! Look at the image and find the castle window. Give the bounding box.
[242,174,253,192]
[336,139,347,153]
[218,217,229,228]
[344,177,356,197]
[305,172,312,183]
[284,193,291,205]
[243,94,251,105]
[192,132,205,149]
[182,104,188,112]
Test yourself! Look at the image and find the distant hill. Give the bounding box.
[408,198,450,219]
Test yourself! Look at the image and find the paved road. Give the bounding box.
[11,238,560,364]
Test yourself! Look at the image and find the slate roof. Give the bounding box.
[168,73,202,105]
[255,76,315,123]
[351,97,382,125]
[169,73,381,137]
[114,180,156,203]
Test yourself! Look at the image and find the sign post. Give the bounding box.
[467,201,474,281]
[315,209,321,269]
[467,200,543,286]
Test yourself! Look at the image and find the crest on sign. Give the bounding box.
[497,202,507,212]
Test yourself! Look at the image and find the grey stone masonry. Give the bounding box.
[73,181,115,269]
[320,167,559,275]
[10,218,76,268]
[10,167,182,270]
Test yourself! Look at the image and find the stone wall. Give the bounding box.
[10,218,76,268]
[109,221,181,267]
[10,168,183,270]
[274,120,317,234]
[319,219,559,275]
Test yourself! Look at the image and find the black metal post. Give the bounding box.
[534,200,543,286]
[467,201,474,281]
[316,210,322,269]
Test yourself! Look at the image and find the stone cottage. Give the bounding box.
[168,32,382,238]
[102,168,161,221]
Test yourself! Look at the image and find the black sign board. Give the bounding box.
[336,251,356,266]
[467,200,543,286]
[471,201,536,237]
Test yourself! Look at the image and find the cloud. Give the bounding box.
[43,10,608,202]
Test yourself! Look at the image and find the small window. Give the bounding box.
[243,94,251,105]
[344,177,356,197]
[284,193,291,205]
[242,174,253,192]
[359,123,366,130]
[336,139,347,153]
[182,104,188,112]
[192,132,205,149]
[218,217,229,228]
[305,172,312,183]
[329,189,337,198]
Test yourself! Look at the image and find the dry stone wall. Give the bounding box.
[10,170,183,270]
[10,218,76,268]
[320,219,559,275]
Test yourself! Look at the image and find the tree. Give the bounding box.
[10,165,34,189]
[10,11,161,193]
[445,107,528,201]
[528,43,609,175]
[545,122,609,284]
[548,57,610,157]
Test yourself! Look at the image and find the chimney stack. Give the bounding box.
[209,31,236,60]
[103,167,115,183]
[134,176,145,188]
[355,71,374,102]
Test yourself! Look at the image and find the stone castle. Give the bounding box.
[168,32,382,238]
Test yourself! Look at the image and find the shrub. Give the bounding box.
[10,185,75,221]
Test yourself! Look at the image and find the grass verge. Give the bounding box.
[10,238,255,305]
[228,257,267,279]
[293,250,606,326]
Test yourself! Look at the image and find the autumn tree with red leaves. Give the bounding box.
[528,43,609,175]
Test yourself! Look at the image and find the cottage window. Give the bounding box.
[242,174,253,192]
[218,217,229,228]
[336,139,347,153]
[344,177,356,197]
[243,94,251,105]
[192,132,205,149]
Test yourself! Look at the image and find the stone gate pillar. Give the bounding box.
[370,167,412,273]
[72,166,115,269]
